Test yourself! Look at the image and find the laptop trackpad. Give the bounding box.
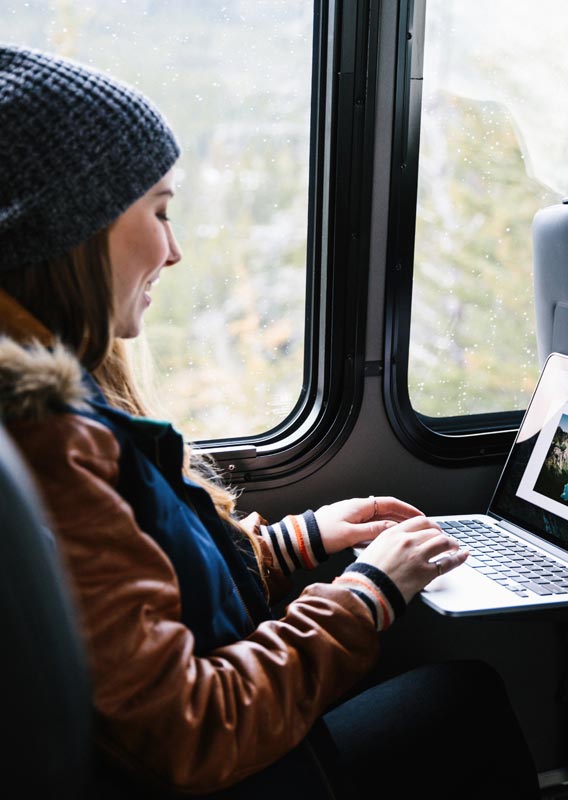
[421,563,525,616]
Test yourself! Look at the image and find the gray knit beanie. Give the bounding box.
[0,44,180,271]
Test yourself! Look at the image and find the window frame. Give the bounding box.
[199,0,381,486]
[382,0,523,466]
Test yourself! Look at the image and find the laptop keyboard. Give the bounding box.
[438,519,568,599]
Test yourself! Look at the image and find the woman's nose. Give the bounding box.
[165,228,182,267]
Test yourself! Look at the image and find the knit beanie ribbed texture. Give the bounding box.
[0,45,180,271]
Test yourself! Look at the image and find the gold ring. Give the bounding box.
[436,560,443,577]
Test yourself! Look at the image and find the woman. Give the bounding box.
[0,45,539,799]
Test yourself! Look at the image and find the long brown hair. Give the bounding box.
[0,227,267,584]
[1,229,113,371]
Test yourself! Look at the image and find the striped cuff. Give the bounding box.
[333,563,406,631]
[259,510,328,575]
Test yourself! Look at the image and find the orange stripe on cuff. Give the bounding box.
[289,515,316,569]
[334,574,392,629]
[375,593,392,630]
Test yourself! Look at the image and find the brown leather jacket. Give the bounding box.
[0,290,380,796]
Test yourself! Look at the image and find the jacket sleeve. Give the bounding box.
[10,414,381,795]
[238,511,296,603]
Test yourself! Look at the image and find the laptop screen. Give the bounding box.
[489,352,568,549]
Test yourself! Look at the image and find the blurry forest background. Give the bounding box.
[5,0,568,437]
[411,0,568,417]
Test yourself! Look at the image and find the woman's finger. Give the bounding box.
[421,532,464,561]
[431,548,470,579]
[372,496,425,521]
[349,519,398,545]
[387,514,442,534]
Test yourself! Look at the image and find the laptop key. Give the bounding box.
[519,580,554,596]
[494,578,530,596]
[464,556,485,568]
[545,583,568,595]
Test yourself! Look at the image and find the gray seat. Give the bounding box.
[0,423,92,798]
[533,200,568,365]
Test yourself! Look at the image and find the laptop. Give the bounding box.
[419,352,568,616]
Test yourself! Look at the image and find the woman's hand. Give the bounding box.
[357,515,469,603]
[314,495,425,555]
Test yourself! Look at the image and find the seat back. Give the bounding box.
[533,200,568,365]
[0,423,92,798]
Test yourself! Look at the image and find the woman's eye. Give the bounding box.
[157,211,170,222]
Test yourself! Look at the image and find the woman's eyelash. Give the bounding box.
[157,211,170,222]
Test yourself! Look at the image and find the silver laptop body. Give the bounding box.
[422,352,568,616]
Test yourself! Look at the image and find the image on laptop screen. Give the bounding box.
[490,353,568,548]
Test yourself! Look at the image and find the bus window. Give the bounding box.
[5,1,314,441]
[410,0,568,419]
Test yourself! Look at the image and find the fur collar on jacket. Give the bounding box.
[0,289,90,421]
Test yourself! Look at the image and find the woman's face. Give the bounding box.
[108,168,181,339]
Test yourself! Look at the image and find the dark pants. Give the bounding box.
[322,659,540,799]
[93,660,540,799]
